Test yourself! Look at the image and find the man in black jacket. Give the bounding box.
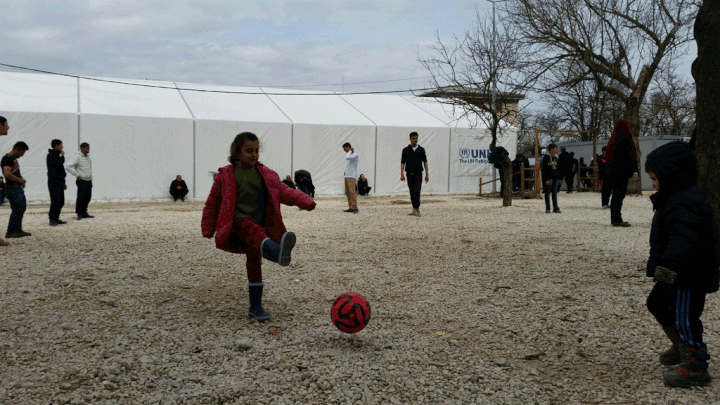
[47,139,67,226]
[557,147,574,192]
[541,143,561,213]
[169,175,188,201]
[400,132,429,216]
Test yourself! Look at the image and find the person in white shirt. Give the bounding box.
[342,142,359,213]
[65,142,94,220]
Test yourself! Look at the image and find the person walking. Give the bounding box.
[607,120,639,227]
[644,141,720,387]
[0,116,9,246]
[65,143,94,220]
[46,139,67,226]
[400,132,429,216]
[202,132,316,321]
[342,142,359,213]
[2,142,31,238]
[558,147,573,193]
[541,143,562,214]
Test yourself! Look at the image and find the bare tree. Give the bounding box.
[639,67,696,137]
[541,61,625,143]
[506,0,698,193]
[692,0,720,221]
[418,7,540,206]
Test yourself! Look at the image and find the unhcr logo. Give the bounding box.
[459,148,490,164]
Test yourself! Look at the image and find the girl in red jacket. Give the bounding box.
[202,132,316,321]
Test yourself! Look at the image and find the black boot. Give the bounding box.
[260,232,296,266]
[248,283,270,322]
[663,342,712,387]
[660,326,681,366]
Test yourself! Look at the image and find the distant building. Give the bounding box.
[419,87,525,126]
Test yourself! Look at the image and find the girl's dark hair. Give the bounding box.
[228,132,260,164]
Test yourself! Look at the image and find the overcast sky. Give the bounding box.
[1,0,697,103]
[0,0,493,93]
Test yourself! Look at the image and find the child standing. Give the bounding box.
[644,141,720,387]
[202,132,316,321]
[541,143,561,214]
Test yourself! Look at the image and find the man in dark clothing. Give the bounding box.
[294,170,315,197]
[566,152,578,192]
[282,175,296,189]
[579,157,592,188]
[170,175,189,201]
[488,146,510,198]
[541,143,561,213]
[47,139,67,226]
[2,142,31,238]
[644,141,720,387]
[597,147,612,207]
[400,132,429,216]
[0,176,5,206]
[557,147,574,192]
[357,174,371,196]
[512,153,531,191]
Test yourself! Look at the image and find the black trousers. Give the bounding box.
[406,172,423,209]
[610,175,628,223]
[76,179,92,215]
[601,176,613,206]
[170,189,188,200]
[647,282,706,347]
[564,173,575,191]
[48,179,65,221]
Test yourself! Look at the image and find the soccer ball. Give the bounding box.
[331,292,371,333]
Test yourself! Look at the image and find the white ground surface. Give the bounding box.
[1,192,720,405]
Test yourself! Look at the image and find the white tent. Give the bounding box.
[263,89,376,196]
[0,72,517,202]
[177,83,293,200]
[0,72,78,202]
[404,96,517,194]
[339,94,450,195]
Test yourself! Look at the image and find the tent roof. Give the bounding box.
[0,71,77,113]
[263,88,374,126]
[177,83,291,123]
[80,77,192,119]
[339,94,448,127]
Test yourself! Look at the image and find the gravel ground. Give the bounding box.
[1,191,720,405]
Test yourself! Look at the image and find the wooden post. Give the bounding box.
[477,177,483,196]
[534,128,541,199]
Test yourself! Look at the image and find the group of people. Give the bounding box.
[3,112,718,388]
[541,120,639,226]
[0,116,94,247]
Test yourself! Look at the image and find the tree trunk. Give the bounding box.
[692,0,720,222]
[502,155,513,207]
[623,67,652,196]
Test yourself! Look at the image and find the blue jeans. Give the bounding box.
[543,178,559,211]
[5,187,26,234]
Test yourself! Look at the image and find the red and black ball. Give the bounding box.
[331,292,371,333]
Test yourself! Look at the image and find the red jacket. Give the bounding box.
[201,163,316,254]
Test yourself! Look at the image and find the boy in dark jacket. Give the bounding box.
[644,141,720,387]
[541,143,561,213]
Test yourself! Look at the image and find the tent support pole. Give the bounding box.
[447,128,452,193]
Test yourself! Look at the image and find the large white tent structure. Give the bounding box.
[0,72,517,203]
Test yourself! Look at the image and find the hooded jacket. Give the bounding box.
[645,141,720,293]
[201,163,316,254]
[46,149,66,182]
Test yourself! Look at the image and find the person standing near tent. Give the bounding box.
[65,143,94,220]
[46,139,67,226]
[400,131,429,216]
[2,141,31,239]
[0,116,9,246]
[169,175,188,201]
[342,142,359,213]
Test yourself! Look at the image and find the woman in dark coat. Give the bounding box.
[606,119,639,227]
